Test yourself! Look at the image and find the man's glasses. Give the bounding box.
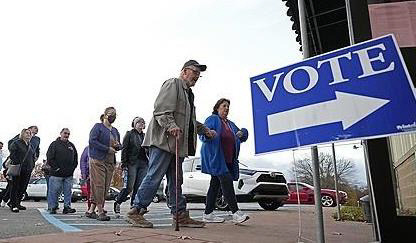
[185,68,202,77]
[63,132,70,135]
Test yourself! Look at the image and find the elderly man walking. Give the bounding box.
[126,60,216,228]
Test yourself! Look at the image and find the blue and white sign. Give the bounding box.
[250,35,416,154]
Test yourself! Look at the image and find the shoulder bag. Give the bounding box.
[6,145,31,177]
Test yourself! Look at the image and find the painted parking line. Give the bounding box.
[68,223,172,227]
[38,208,82,232]
[58,217,174,221]
[39,206,229,231]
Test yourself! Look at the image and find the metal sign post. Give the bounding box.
[331,143,341,221]
[362,140,381,241]
[311,146,325,243]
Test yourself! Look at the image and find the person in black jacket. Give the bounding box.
[10,126,41,166]
[113,117,149,215]
[8,128,34,212]
[46,128,78,214]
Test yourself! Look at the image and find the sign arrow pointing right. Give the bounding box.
[267,91,390,135]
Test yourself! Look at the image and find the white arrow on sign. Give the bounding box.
[267,91,390,135]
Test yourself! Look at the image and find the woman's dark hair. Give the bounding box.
[212,98,230,115]
[100,114,105,122]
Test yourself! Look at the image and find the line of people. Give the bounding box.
[0,59,250,227]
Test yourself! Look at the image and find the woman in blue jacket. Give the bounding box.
[200,98,249,224]
[85,107,121,221]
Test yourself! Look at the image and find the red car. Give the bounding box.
[284,182,348,207]
[80,183,122,201]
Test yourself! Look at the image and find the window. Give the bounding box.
[35,178,47,184]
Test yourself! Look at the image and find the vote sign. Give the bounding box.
[250,35,416,154]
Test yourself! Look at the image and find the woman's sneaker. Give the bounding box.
[224,211,233,221]
[202,212,225,223]
[232,210,249,224]
[0,201,6,207]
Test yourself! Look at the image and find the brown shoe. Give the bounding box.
[85,211,98,219]
[173,211,205,228]
[97,213,111,221]
[126,208,153,228]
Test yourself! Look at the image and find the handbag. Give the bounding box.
[6,164,21,176]
[6,143,32,177]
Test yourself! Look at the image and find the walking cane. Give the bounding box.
[175,136,180,231]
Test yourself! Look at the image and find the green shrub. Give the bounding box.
[333,206,365,222]
[398,208,416,216]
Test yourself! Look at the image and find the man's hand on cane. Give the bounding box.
[168,127,182,137]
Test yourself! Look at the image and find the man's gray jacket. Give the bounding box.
[142,78,208,157]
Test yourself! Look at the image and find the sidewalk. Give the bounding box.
[0,210,374,243]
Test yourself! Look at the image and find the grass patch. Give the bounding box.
[333,206,365,222]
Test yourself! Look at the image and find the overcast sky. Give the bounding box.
[0,0,366,185]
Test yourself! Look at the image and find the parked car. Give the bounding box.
[57,182,82,203]
[153,177,166,203]
[180,157,289,211]
[284,182,348,207]
[0,180,8,194]
[1,177,82,202]
[80,184,125,201]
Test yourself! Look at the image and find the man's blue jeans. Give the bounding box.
[48,176,73,209]
[133,146,186,214]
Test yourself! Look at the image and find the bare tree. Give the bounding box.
[291,152,356,188]
[31,162,45,178]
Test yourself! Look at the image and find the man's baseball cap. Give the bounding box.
[182,60,207,72]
